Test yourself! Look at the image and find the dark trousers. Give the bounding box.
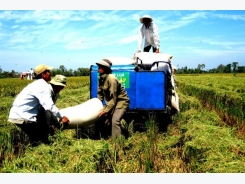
[94,108,126,141]
[94,117,111,140]
[16,110,60,146]
[144,45,157,53]
[111,108,126,141]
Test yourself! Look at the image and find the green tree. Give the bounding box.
[238,66,245,73]
[224,64,232,73]
[232,62,238,72]
[197,64,205,73]
[59,65,67,74]
[216,64,225,73]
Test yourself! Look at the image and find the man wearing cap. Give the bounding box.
[95,59,130,141]
[8,64,69,146]
[138,14,160,53]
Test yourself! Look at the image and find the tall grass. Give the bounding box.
[177,74,245,138]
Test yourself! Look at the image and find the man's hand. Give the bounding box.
[61,116,69,124]
[155,49,159,53]
[99,111,107,118]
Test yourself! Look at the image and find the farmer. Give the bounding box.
[172,65,177,76]
[137,14,160,53]
[171,64,177,89]
[8,64,69,146]
[29,68,34,80]
[96,59,130,141]
[49,74,67,104]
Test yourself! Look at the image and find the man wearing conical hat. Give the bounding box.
[138,14,160,53]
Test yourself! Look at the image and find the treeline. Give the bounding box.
[177,62,245,74]
[50,65,90,77]
[1,62,245,78]
[0,65,90,78]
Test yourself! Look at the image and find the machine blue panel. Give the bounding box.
[90,65,99,99]
[136,72,165,110]
[111,66,136,110]
[90,64,166,111]
[90,64,136,109]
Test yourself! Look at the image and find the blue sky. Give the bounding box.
[0,1,244,72]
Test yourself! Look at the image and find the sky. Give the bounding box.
[0,1,244,73]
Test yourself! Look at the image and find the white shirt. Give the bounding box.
[48,84,59,104]
[138,22,160,51]
[8,79,63,123]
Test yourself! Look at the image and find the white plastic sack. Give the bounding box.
[151,62,172,76]
[59,98,104,129]
[171,92,180,113]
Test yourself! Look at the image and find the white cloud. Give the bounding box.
[212,13,245,21]
[157,11,209,32]
[11,25,19,28]
[0,10,245,72]
[203,40,245,49]
[118,35,137,44]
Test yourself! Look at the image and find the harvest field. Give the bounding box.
[0,74,245,173]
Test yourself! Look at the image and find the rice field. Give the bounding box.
[0,74,245,173]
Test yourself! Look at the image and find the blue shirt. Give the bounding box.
[8,79,63,123]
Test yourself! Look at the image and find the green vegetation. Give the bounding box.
[0,75,245,173]
[0,65,89,79]
[177,73,245,139]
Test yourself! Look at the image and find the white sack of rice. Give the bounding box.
[59,98,104,129]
